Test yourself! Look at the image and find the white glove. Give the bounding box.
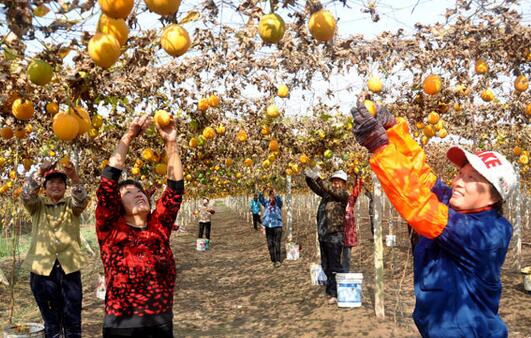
[304,168,319,180]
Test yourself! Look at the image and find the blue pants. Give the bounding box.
[30,261,82,338]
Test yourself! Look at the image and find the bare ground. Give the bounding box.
[1,203,530,337]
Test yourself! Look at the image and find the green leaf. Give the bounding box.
[3,48,18,61]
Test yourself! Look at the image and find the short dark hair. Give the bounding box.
[117,179,150,215]
[118,179,146,193]
[44,174,67,188]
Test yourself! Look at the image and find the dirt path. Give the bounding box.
[167,205,413,337]
[82,203,419,337]
[1,202,530,337]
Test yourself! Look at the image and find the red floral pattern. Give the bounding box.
[96,174,183,317]
[344,177,362,247]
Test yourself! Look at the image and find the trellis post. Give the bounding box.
[372,173,385,318]
[286,175,293,242]
[512,172,522,272]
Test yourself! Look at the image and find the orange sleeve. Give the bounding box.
[387,118,435,186]
[369,118,448,239]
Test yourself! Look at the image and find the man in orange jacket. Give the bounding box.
[351,99,516,338]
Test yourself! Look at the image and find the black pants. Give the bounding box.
[319,239,327,270]
[30,261,82,338]
[103,322,173,338]
[252,213,261,229]
[342,246,352,272]
[265,227,282,263]
[321,241,343,297]
[198,222,211,240]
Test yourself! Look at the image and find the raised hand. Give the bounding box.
[62,162,81,184]
[158,116,183,181]
[154,116,177,144]
[374,104,396,130]
[351,97,389,153]
[303,168,319,180]
[39,159,55,176]
[358,91,396,129]
[109,115,152,170]
[127,115,152,139]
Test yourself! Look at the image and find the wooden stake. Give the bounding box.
[9,142,20,324]
[286,176,293,242]
[513,172,522,272]
[372,173,385,318]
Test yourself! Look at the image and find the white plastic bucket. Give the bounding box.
[196,239,209,251]
[336,273,363,308]
[520,266,531,291]
[3,323,45,338]
[524,274,531,292]
[385,234,396,247]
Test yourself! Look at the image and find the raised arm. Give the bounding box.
[258,192,267,207]
[152,180,184,236]
[62,162,88,216]
[96,116,151,241]
[152,115,184,235]
[305,176,325,197]
[368,120,447,239]
[276,195,283,209]
[109,115,152,170]
[95,167,122,241]
[20,160,56,214]
[315,179,349,203]
[351,101,448,239]
[156,116,183,182]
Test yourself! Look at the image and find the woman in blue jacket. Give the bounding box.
[259,188,283,268]
[351,99,516,338]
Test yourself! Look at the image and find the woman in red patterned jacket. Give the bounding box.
[96,115,184,338]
